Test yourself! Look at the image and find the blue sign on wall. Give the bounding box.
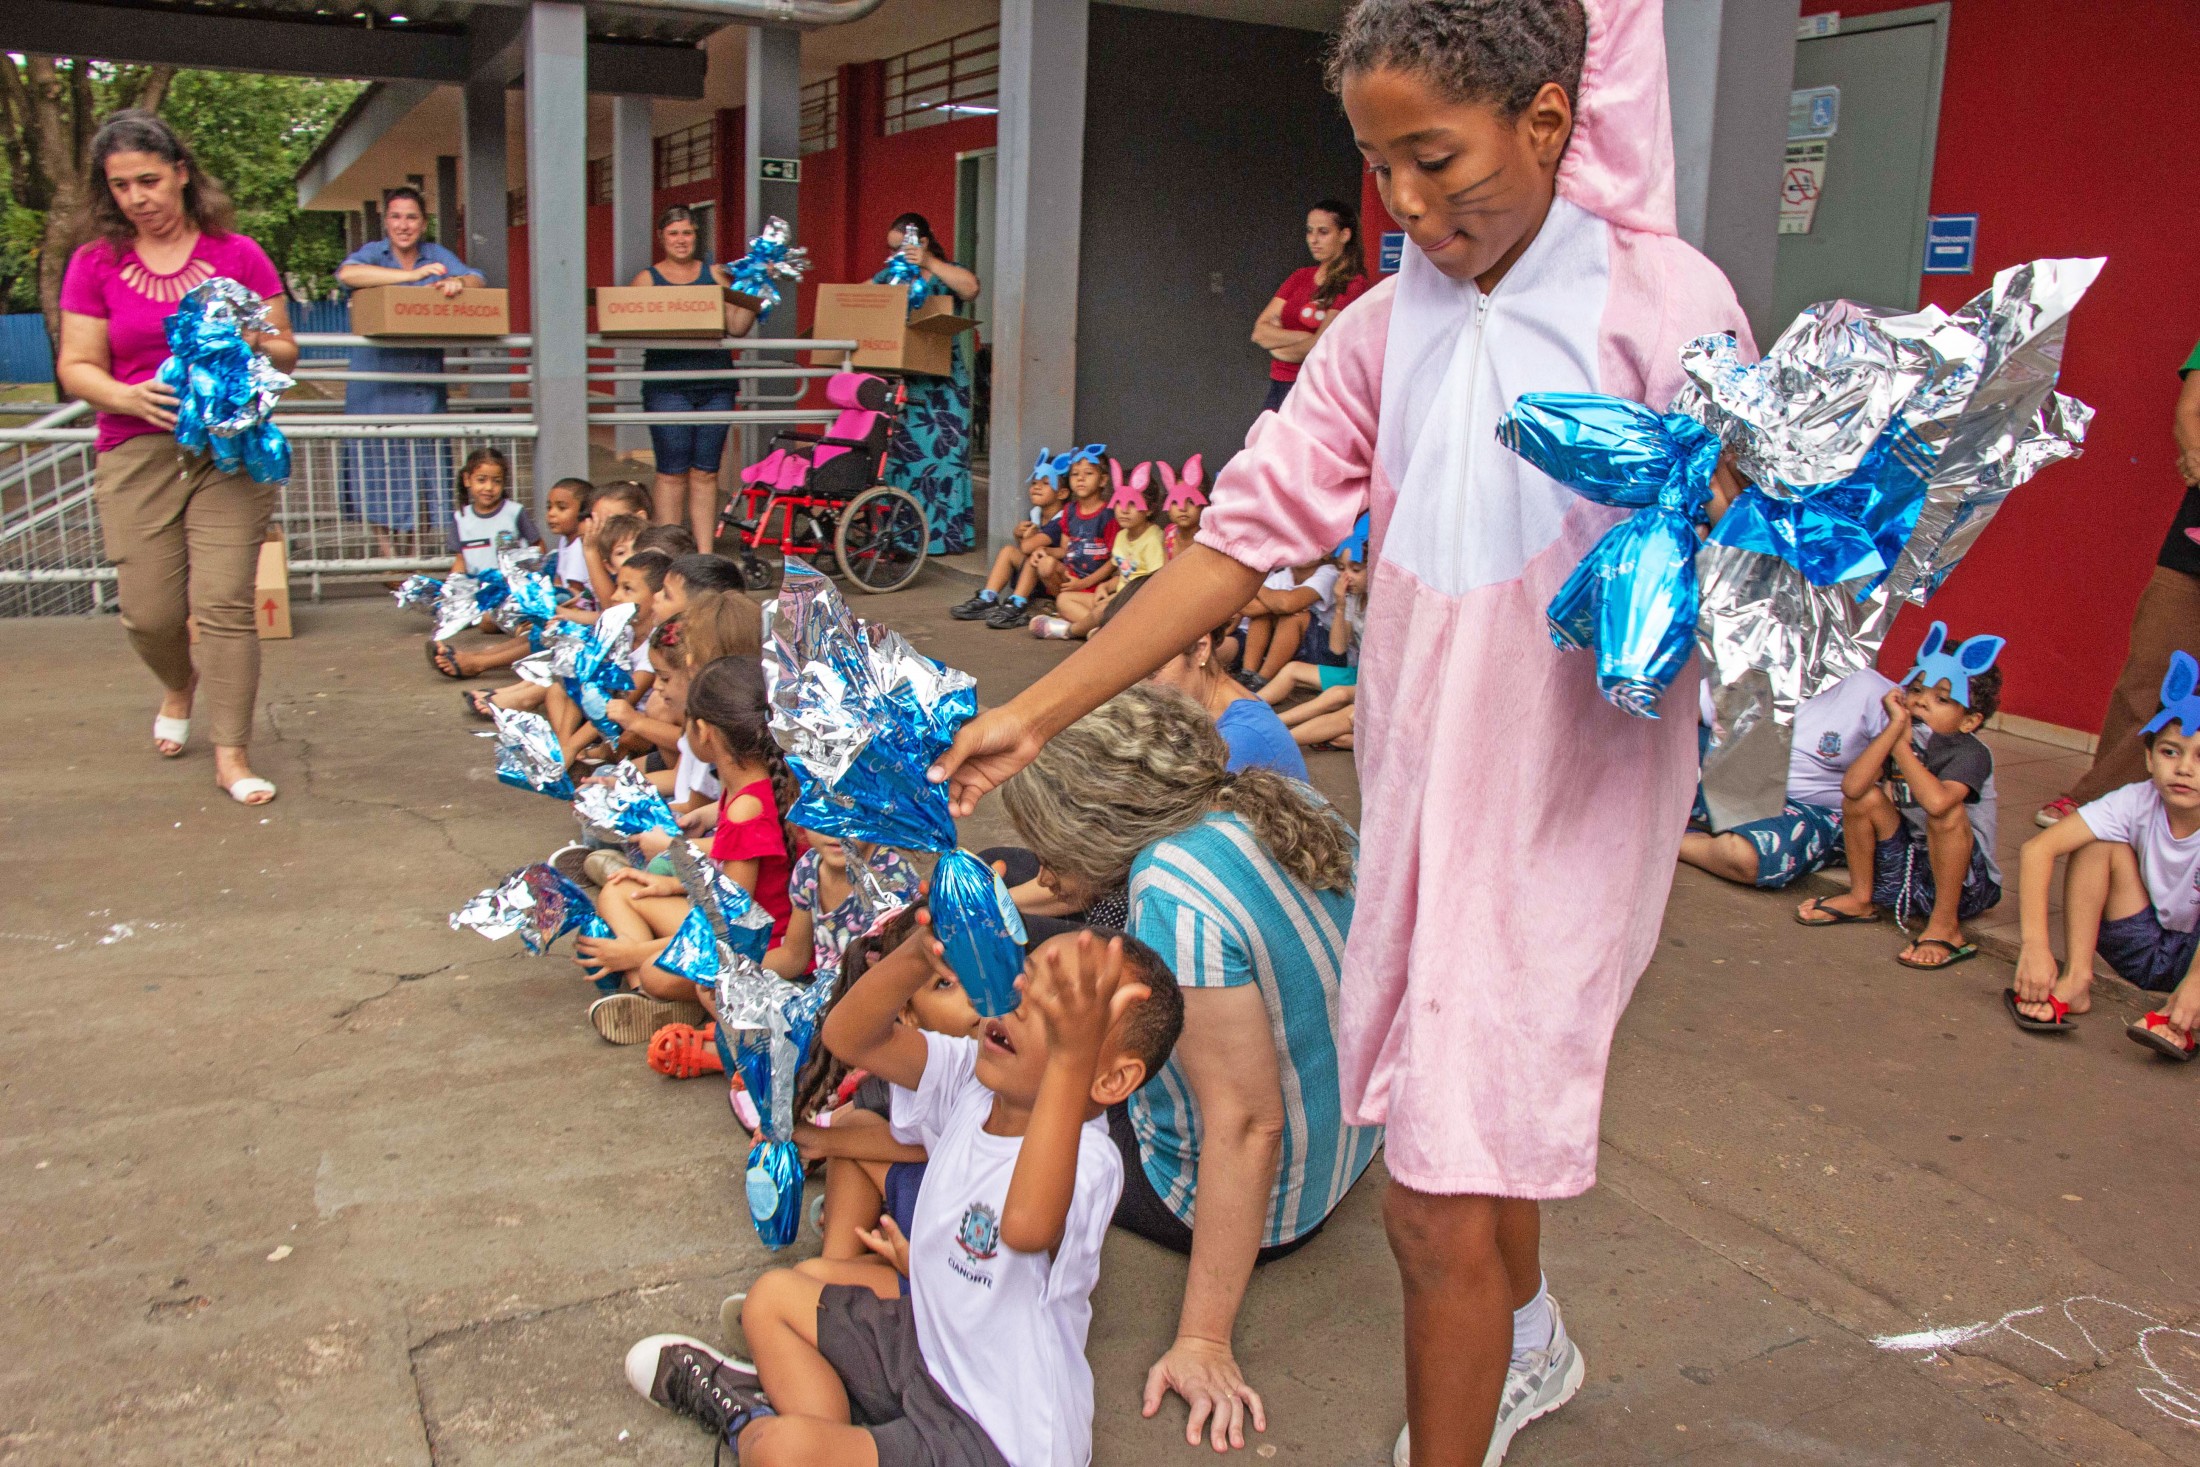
[1379,232,1404,273]
[1923,214,1978,275]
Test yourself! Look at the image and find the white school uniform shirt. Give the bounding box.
[452,499,528,573]
[2077,781,2200,932]
[1784,669,1899,809]
[555,534,588,588]
[1262,562,1341,617]
[891,1031,1122,1467]
[672,735,721,803]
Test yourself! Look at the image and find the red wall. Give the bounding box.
[1796,1,2197,732]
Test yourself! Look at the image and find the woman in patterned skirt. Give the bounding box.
[871,212,979,554]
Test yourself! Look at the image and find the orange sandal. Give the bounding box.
[648,1022,725,1078]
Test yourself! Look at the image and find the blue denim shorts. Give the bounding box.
[1728,799,1845,889]
[1870,826,2001,925]
[2095,907,2200,992]
[642,383,734,476]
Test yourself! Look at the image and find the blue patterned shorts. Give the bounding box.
[1727,799,1845,889]
[1870,827,2001,924]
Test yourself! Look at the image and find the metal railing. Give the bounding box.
[0,332,856,614]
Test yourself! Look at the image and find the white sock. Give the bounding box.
[1511,1276,1554,1361]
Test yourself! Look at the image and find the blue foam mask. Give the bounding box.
[1901,620,2005,709]
[1031,447,1063,487]
[2143,650,2200,737]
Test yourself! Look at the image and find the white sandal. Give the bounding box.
[153,715,190,757]
[224,777,277,806]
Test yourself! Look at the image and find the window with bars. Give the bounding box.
[883,24,999,135]
[586,157,612,207]
[654,120,715,189]
[800,74,841,155]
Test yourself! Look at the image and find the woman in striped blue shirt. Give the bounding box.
[1002,684,1380,1452]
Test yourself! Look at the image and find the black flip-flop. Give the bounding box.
[1795,898,1885,927]
[462,689,497,721]
[1897,937,1978,970]
[2127,1011,2199,1061]
[426,639,465,678]
[2003,987,2075,1033]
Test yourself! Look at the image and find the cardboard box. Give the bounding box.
[808,284,978,377]
[591,284,735,338]
[188,530,290,642]
[349,285,511,337]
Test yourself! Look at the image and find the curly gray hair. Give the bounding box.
[1000,684,1356,898]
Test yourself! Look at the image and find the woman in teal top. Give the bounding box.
[872,212,980,553]
[629,206,757,545]
[1001,682,1377,1446]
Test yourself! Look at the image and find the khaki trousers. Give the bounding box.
[2068,564,2200,804]
[94,432,275,749]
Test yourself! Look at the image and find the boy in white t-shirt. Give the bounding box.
[2009,652,2200,1056]
[1234,559,1340,692]
[1680,668,1898,889]
[626,923,1183,1467]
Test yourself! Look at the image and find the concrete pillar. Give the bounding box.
[1665,0,1800,344]
[435,154,460,249]
[525,0,590,504]
[610,93,656,454]
[461,69,509,287]
[744,23,802,341]
[988,0,1089,557]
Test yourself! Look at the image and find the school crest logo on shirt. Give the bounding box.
[1817,732,1844,759]
[956,1201,1000,1262]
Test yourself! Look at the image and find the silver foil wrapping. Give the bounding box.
[1683,257,2099,828]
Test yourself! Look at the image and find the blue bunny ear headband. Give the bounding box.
[1031,447,1063,487]
[2144,650,2200,736]
[1901,620,2006,708]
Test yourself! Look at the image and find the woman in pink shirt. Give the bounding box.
[56,110,297,805]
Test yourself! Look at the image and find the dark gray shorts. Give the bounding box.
[815,1284,1009,1467]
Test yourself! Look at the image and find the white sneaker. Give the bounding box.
[1391,1301,1586,1467]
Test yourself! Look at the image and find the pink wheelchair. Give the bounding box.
[719,370,930,594]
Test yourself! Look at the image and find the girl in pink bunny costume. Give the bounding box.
[937,2,1754,1460]
[1033,459,1166,640]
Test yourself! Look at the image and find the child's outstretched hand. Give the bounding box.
[859,1214,911,1277]
[1023,931,1150,1067]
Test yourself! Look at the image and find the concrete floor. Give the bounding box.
[5,564,2199,1466]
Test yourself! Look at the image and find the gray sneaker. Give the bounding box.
[623,1333,771,1440]
[1391,1301,1585,1467]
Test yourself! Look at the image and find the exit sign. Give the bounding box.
[758,157,801,183]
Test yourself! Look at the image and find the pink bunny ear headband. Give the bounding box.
[1108,459,1153,514]
[1158,454,1207,510]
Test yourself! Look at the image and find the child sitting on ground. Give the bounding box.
[430,472,587,680]
[576,482,652,612]
[1797,623,2004,969]
[2008,651,2200,1057]
[648,828,922,1078]
[950,449,1073,621]
[547,548,669,767]
[710,911,985,1357]
[578,656,799,1044]
[445,445,540,576]
[1680,665,1899,889]
[983,446,1115,630]
[1158,455,1204,561]
[626,922,1182,1467]
[1031,461,1164,641]
[1258,551,1366,748]
[1233,557,1339,692]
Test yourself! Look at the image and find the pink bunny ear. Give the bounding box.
[1182,454,1203,490]
[1130,461,1152,492]
[1109,458,1125,493]
[1157,461,1179,494]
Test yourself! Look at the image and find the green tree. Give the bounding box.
[0,59,360,357]
[160,70,363,294]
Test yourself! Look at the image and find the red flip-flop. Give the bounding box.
[2003,988,2074,1033]
[648,1022,724,1078]
[2126,1011,2199,1062]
